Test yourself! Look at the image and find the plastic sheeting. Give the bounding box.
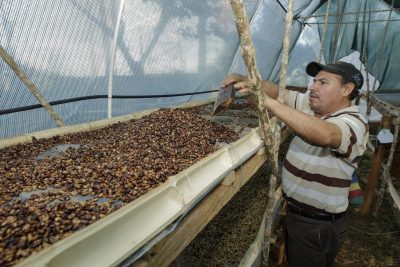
[0,0,261,138]
[231,0,321,81]
[315,0,400,91]
[0,1,119,136]
[1,0,399,138]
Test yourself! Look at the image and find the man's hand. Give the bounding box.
[222,73,283,101]
[222,73,253,93]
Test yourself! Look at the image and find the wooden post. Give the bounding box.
[318,0,331,63]
[229,1,272,151]
[373,118,399,216]
[0,45,65,127]
[229,0,294,265]
[229,2,276,266]
[266,0,294,266]
[360,114,393,216]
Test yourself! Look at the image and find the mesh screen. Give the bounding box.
[0,0,118,137]
[2,0,398,139]
[0,0,264,138]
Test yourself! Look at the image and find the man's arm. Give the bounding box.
[222,73,290,104]
[222,74,342,148]
[265,97,342,148]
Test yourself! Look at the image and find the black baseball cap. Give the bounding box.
[306,61,364,89]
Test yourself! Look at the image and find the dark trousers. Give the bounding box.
[284,210,348,267]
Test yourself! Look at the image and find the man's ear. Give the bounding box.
[342,83,355,97]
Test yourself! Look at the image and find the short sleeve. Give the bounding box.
[287,90,299,109]
[287,90,313,114]
[328,114,368,165]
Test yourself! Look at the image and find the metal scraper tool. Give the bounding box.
[212,84,235,115]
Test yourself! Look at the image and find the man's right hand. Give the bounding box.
[222,73,283,101]
[222,73,253,93]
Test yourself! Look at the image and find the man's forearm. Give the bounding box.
[261,80,290,104]
[265,98,342,148]
[261,80,278,99]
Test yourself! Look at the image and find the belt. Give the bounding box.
[287,202,346,221]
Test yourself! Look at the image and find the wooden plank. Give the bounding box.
[360,114,393,215]
[361,93,400,118]
[0,45,65,127]
[132,148,267,267]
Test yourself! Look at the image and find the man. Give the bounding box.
[223,61,368,267]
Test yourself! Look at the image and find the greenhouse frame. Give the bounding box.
[1,0,400,266]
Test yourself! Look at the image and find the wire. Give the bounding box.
[306,18,400,24]
[301,8,400,19]
[275,0,307,26]
[0,90,218,115]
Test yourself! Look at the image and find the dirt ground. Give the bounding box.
[333,149,400,267]
[173,142,400,267]
[172,164,271,267]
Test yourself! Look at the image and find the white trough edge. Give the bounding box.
[173,127,263,207]
[0,98,215,149]
[17,128,263,267]
[387,178,400,211]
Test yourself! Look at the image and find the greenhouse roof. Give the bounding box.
[0,0,399,138]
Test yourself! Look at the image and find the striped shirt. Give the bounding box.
[282,91,368,213]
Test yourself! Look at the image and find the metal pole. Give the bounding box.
[108,0,125,119]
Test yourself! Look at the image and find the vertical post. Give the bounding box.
[318,0,331,63]
[329,0,343,63]
[361,2,371,113]
[230,0,294,265]
[229,0,273,157]
[0,45,65,127]
[373,119,399,216]
[108,0,125,119]
[229,1,275,266]
[272,0,294,166]
[368,0,395,116]
[362,58,370,108]
[267,0,294,265]
[360,114,393,216]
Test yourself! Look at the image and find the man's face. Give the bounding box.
[309,70,347,117]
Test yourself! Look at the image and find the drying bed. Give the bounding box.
[0,102,261,267]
